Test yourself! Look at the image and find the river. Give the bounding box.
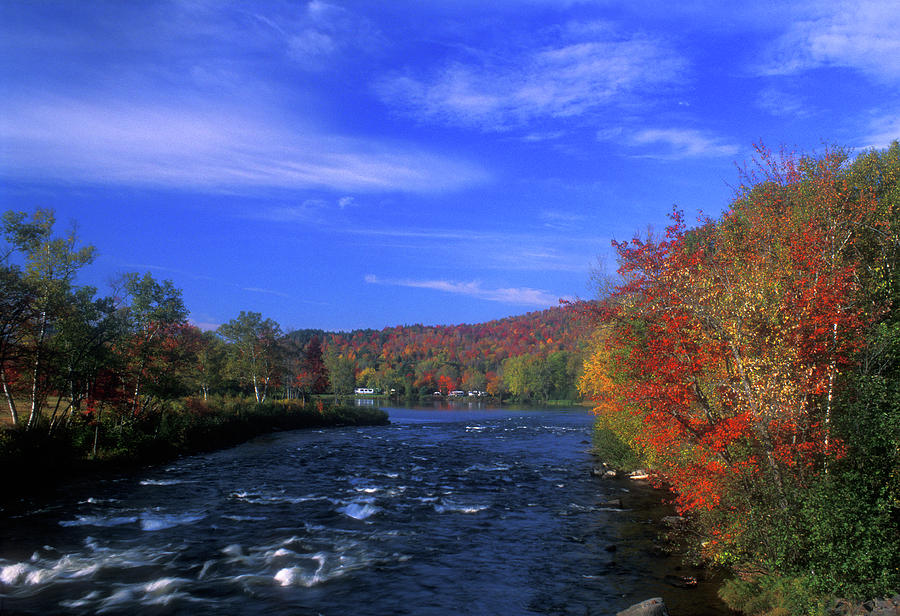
[0,406,734,615]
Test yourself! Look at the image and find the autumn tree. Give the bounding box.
[580,145,896,583]
[115,273,192,417]
[295,335,328,400]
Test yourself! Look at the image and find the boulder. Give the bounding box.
[617,597,670,616]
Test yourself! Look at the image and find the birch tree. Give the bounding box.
[218,311,282,403]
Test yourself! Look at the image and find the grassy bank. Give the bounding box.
[0,398,388,505]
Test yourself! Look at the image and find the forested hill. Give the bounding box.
[285,305,591,400]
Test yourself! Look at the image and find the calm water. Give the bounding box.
[0,407,733,615]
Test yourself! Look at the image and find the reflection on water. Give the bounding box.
[0,406,733,615]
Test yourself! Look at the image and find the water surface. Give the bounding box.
[0,407,731,615]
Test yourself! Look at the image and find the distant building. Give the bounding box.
[354,387,375,395]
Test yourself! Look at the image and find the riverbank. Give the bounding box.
[590,436,898,616]
[0,400,388,510]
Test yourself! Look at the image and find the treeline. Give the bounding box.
[1,208,588,443]
[288,307,588,402]
[0,211,393,476]
[579,143,900,611]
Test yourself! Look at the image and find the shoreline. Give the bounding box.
[0,402,389,514]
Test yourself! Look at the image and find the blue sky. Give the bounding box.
[2,1,898,332]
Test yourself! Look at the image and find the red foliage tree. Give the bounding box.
[580,146,883,561]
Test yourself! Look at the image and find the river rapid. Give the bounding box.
[0,406,733,615]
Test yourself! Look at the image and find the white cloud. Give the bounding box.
[539,209,586,230]
[376,29,686,130]
[756,87,811,118]
[598,127,738,158]
[861,114,900,149]
[759,1,900,81]
[350,226,599,274]
[0,97,488,193]
[289,29,336,59]
[284,1,384,69]
[365,275,568,306]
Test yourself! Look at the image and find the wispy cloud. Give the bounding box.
[756,86,812,118]
[365,274,569,306]
[0,2,483,195]
[758,0,900,81]
[242,287,292,298]
[539,209,586,230]
[118,262,216,282]
[347,224,602,274]
[283,1,385,70]
[861,113,900,149]
[376,25,686,130]
[598,127,738,159]
[0,98,488,193]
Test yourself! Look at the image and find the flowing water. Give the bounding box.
[0,406,734,615]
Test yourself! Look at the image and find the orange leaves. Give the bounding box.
[580,144,888,531]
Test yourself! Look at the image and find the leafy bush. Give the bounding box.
[592,427,644,471]
[719,574,831,616]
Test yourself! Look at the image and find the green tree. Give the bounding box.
[0,265,35,424]
[2,209,95,429]
[324,350,356,398]
[193,331,227,400]
[502,353,549,401]
[114,273,192,417]
[45,286,119,431]
[218,311,283,403]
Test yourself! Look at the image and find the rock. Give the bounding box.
[602,498,623,507]
[829,596,900,616]
[591,466,619,478]
[617,597,670,616]
[661,515,687,525]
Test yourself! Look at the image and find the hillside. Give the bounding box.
[286,305,591,400]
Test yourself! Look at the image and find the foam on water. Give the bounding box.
[139,512,206,531]
[0,542,178,594]
[273,553,326,587]
[59,514,139,528]
[433,499,489,514]
[1,563,32,585]
[139,479,185,486]
[464,463,512,472]
[230,491,330,505]
[339,502,379,520]
[221,514,267,522]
